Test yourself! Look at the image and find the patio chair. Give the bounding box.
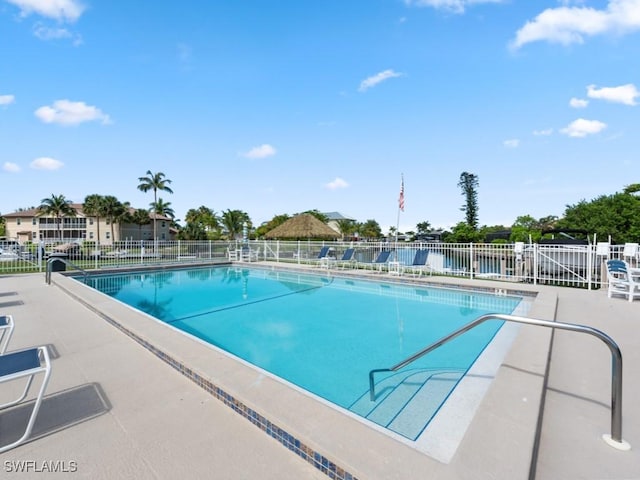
[336,248,356,269]
[314,246,332,267]
[0,315,14,354]
[606,260,640,303]
[360,250,392,272]
[0,346,52,453]
[402,249,431,277]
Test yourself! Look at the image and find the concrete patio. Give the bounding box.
[0,267,638,479]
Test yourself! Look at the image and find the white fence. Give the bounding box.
[2,239,639,290]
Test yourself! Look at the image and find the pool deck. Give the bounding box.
[1,265,638,479]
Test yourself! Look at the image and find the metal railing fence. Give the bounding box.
[1,239,639,290]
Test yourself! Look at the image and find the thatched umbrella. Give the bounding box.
[264,214,340,240]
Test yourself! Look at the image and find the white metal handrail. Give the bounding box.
[368,313,630,451]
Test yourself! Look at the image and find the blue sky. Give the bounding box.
[1,0,639,234]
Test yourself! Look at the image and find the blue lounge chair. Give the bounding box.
[360,250,392,272]
[337,248,356,269]
[0,346,52,453]
[607,259,640,302]
[403,249,431,277]
[0,315,14,354]
[315,246,332,267]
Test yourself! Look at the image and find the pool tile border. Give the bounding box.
[56,278,359,480]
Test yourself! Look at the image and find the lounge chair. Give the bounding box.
[606,260,640,303]
[0,346,52,453]
[0,315,14,354]
[402,249,431,277]
[336,248,356,269]
[360,250,392,272]
[314,246,331,267]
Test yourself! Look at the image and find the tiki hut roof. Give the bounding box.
[264,214,340,240]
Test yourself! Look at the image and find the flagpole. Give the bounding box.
[396,174,404,243]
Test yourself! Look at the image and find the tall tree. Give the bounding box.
[129,208,151,239]
[185,206,219,233]
[357,219,382,240]
[150,198,175,220]
[37,194,76,241]
[137,170,173,240]
[220,209,251,240]
[101,196,126,243]
[83,194,105,244]
[416,221,432,236]
[336,219,356,241]
[458,172,479,230]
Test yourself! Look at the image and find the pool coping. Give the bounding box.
[52,263,558,480]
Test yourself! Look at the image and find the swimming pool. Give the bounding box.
[85,265,526,442]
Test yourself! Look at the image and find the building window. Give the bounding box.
[16,218,21,225]
[90,218,94,225]
[162,221,166,228]
[89,232,94,239]
[32,218,37,225]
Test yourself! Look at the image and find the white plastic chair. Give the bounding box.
[0,346,52,453]
[606,260,640,303]
[0,315,14,354]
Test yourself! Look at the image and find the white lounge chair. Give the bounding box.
[606,260,640,302]
[0,346,52,453]
[0,315,14,354]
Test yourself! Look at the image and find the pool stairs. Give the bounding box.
[349,367,465,440]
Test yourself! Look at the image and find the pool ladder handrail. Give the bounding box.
[45,257,89,285]
[368,313,630,451]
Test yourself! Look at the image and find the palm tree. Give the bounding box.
[137,170,173,240]
[130,208,151,239]
[83,194,105,245]
[150,198,175,220]
[336,219,356,241]
[220,209,251,240]
[37,194,76,241]
[101,196,126,243]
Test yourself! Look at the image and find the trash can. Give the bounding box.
[49,253,68,272]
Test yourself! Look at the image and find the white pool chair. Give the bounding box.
[0,315,14,354]
[0,346,52,453]
[606,260,640,303]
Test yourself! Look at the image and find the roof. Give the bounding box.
[264,214,340,239]
[2,204,171,221]
[322,212,355,221]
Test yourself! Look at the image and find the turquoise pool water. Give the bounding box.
[86,266,523,440]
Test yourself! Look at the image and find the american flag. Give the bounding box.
[398,176,405,212]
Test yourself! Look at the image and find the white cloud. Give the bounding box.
[511,0,640,50]
[569,97,589,108]
[533,128,553,136]
[3,162,20,173]
[5,0,85,22]
[503,139,520,148]
[0,94,15,105]
[560,118,607,137]
[358,69,403,92]
[34,100,111,126]
[587,83,639,105]
[243,144,276,159]
[32,23,82,45]
[404,0,505,14]
[30,157,64,170]
[325,177,349,190]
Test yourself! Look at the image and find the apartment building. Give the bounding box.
[2,204,172,244]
